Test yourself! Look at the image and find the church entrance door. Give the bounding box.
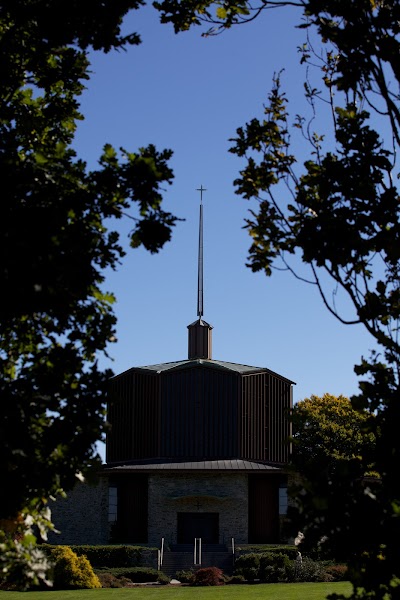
[177,512,219,544]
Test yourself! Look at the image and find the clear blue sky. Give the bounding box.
[73,5,375,458]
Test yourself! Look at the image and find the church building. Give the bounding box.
[103,191,295,548]
[49,190,295,555]
[104,319,294,547]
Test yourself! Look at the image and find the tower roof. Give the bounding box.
[112,358,295,383]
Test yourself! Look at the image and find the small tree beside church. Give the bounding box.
[289,394,376,560]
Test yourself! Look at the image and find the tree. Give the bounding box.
[292,393,375,468]
[0,0,179,588]
[153,2,400,599]
[289,394,376,560]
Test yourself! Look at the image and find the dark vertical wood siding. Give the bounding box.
[107,365,292,464]
[111,476,148,543]
[241,373,292,463]
[107,372,160,463]
[160,366,239,459]
[248,475,279,543]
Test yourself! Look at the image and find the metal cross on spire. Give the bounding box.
[197,184,206,205]
[196,185,206,319]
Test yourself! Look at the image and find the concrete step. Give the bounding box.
[170,543,228,552]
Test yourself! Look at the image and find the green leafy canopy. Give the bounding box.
[0,0,179,589]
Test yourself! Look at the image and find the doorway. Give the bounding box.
[177,512,219,544]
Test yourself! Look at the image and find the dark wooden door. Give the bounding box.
[248,476,279,543]
[177,512,219,544]
[112,476,148,543]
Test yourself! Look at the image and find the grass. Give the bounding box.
[0,582,352,599]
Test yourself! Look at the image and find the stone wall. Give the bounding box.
[47,476,109,545]
[148,472,248,546]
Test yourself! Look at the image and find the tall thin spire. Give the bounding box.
[197,185,206,318]
[187,185,213,360]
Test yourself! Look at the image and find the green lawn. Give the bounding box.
[0,582,352,600]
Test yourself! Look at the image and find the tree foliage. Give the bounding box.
[289,394,377,561]
[154,2,400,599]
[0,0,179,587]
[292,393,375,466]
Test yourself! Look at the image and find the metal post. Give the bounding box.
[194,537,202,565]
[159,537,164,570]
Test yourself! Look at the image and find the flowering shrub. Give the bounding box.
[0,506,55,590]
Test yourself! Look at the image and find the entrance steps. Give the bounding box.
[161,544,233,578]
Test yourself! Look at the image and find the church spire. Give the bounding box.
[197,185,205,318]
[187,186,213,360]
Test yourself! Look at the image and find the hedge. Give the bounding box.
[94,567,169,584]
[41,545,156,568]
[236,545,298,559]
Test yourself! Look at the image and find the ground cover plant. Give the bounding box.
[0,581,352,599]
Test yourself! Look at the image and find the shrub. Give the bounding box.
[157,572,170,585]
[226,574,245,584]
[95,566,167,583]
[258,552,291,583]
[175,569,194,583]
[96,572,124,588]
[50,546,101,589]
[191,566,225,586]
[234,553,260,581]
[286,557,326,583]
[236,545,298,559]
[71,545,144,568]
[41,544,147,568]
[324,564,348,581]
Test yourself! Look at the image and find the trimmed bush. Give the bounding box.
[258,552,291,583]
[50,546,101,589]
[236,545,298,559]
[191,566,225,586]
[71,545,144,567]
[234,552,260,581]
[95,566,168,584]
[41,544,149,568]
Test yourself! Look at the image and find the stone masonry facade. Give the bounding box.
[148,472,248,547]
[48,477,109,545]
